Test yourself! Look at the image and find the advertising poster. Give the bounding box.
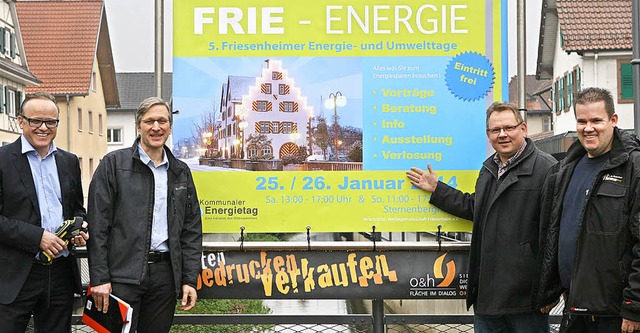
[197,249,469,299]
[173,0,508,233]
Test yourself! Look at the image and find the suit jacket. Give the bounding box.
[0,137,85,304]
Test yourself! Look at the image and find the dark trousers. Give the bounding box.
[112,261,177,333]
[0,257,75,333]
[560,313,632,333]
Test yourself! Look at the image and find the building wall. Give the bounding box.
[54,56,108,200]
[551,28,635,133]
[0,1,30,145]
[106,110,136,153]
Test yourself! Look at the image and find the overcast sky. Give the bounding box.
[104,0,543,76]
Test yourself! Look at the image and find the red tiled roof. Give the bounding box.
[557,0,632,52]
[16,0,103,94]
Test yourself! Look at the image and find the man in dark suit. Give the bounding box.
[0,91,88,333]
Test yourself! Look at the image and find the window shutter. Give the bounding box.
[621,63,634,100]
[553,81,558,114]
[10,33,15,58]
[5,89,9,115]
[0,83,3,113]
[15,90,21,113]
[0,28,4,54]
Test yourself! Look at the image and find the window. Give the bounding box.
[261,145,272,156]
[554,67,582,114]
[259,122,270,133]
[272,71,282,80]
[78,157,83,178]
[91,71,97,92]
[247,145,258,158]
[554,77,566,114]
[4,30,10,57]
[282,122,292,134]
[107,128,122,144]
[88,110,93,133]
[619,59,634,103]
[256,101,267,112]
[282,102,295,112]
[89,158,94,178]
[5,88,15,116]
[279,84,288,95]
[262,83,272,94]
[99,114,103,135]
[542,116,551,132]
[566,72,574,109]
[272,122,279,133]
[77,108,83,131]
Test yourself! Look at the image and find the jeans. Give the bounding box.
[474,312,550,333]
[560,313,624,333]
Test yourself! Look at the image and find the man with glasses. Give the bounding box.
[0,91,88,332]
[538,87,640,332]
[406,102,556,332]
[87,97,202,333]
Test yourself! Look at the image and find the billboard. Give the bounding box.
[197,249,469,299]
[173,0,508,233]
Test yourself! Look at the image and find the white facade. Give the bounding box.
[106,111,136,153]
[218,60,313,159]
[0,0,38,145]
[549,28,634,134]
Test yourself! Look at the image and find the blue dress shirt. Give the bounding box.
[21,135,67,257]
[138,144,169,252]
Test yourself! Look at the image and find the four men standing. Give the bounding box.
[3,88,640,332]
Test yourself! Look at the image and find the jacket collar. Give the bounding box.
[564,127,630,169]
[483,137,537,176]
[130,137,185,176]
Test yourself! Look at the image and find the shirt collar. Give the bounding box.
[20,134,57,157]
[138,143,169,168]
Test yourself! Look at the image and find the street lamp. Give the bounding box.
[324,91,347,160]
[201,131,212,157]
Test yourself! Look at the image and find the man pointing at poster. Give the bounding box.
[406,102,555,332]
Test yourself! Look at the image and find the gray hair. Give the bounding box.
[135,96,172,127]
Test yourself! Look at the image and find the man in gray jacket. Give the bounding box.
[407,102,556,332]
[87,97,202,333]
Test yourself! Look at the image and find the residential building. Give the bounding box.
[217,59,313,160]
[107,72,172,153]
[508,74,553,138]
[536,0,633,134]
[0,0,39,145]
[17,0,119,198]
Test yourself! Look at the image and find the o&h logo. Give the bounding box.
[433,253,456,287]
[409,253,457,297]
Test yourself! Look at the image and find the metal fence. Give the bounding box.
[26,240,564,332]
[54,313,561,333]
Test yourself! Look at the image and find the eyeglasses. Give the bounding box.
[486,121,523,135]
[21,116,59,129]
[141,118,170,126]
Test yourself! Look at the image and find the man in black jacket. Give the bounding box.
[538,87,640,333]
[0,92,88,332]
[87,97,202,333]
[407,102,556,332]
